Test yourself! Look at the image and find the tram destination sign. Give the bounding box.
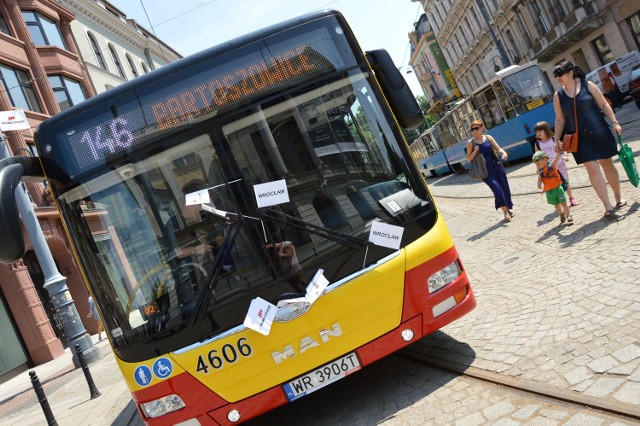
[47,23,349,175]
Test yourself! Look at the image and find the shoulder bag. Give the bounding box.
[469,145,488,180]
[562,84,579,153]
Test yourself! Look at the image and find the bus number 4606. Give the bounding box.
[196,338,253,374]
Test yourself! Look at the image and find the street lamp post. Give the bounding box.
[0,134,99,368]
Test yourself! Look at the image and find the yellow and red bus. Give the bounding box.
[0,10,475,425]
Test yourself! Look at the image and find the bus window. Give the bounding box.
[501,66,554,113]
[474,87,503,129]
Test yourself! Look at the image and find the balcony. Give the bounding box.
[533,3,604,62]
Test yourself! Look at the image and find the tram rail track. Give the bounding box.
[396,351,640,423]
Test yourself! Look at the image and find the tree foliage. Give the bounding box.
[400,95,436,144]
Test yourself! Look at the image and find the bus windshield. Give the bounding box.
[48,24,435,361]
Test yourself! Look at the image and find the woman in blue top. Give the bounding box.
[552,61,625,219]
[466,119,514,222]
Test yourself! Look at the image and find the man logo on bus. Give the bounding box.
[272,323,342,364]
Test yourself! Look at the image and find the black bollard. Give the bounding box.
[29,370,58,426]
[75,344,102,399]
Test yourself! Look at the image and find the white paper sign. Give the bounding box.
[244,297,277,336]
[305,269,329,304]
[254,179,289,208]
[0,109,30,131]
[368,221,404,250]
[185,189,210,206]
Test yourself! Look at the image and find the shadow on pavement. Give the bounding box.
[400,330,477,372]
[245,331,475,426]
[114,399,144,425]
[467,220,509,241]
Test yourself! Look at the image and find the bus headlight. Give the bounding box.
[141,394,185,418]
[427,261,461,293]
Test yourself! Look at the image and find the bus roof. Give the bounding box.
[38,9,344,131]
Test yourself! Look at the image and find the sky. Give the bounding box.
[107,0,425,95]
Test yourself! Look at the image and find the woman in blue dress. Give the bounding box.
[552,61,625,218]
[466,120,514,222]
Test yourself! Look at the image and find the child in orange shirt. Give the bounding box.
[533,150,573,225]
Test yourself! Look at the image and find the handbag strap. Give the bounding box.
[572,82,578,138]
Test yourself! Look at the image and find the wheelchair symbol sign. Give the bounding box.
[153,357,173,379]
[134,365,152,387]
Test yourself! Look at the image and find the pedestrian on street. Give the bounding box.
[552,61,626,219]
[533,150,574,225]
[87,295,103,341]
[534,121,579,206]
[466,119,514,222]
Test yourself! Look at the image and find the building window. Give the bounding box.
[87,32,108,70]
[464,17,474,39]
[0,10,11,35]
[515,12,532,47]
[126,54,138,78]
[629,12,640,50]
[48,75,85,111]
[591,35,614,65]
[108,44,126,79]
[140,61,149,74]
[550,0,566,23]
[470,8,482,34]
[529,1,550,33]
[505,30,521,61]
[0,65,41,113]
[22,11,66,49]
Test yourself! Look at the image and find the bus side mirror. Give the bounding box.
[365,49,424,130]
[0,163,26,264]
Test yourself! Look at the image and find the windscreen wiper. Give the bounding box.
[258,208,372,250]
[187,220,242,328]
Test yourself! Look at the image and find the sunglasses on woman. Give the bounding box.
[470,127,481,131]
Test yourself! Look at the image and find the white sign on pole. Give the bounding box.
[0,109,30,131]
[244,297,277,336]
[368,221,404,250]
[185,189,210,206]
[305,269,330,304]
[253,179,289,208]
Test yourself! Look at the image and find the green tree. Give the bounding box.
[400,95,436,144]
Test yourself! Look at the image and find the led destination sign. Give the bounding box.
[61,26,347,172]
[151,46,321,131]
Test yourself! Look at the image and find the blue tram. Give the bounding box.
[412,62,556,176]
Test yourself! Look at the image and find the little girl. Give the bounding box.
[534,121,578,206]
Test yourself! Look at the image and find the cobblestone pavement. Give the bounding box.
[251,354,636,425]
[403,101,640,411]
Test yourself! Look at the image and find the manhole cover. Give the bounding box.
[489,250,535,272]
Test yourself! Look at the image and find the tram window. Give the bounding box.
[474,88,503,129]
[501,66,554,114]
[451,108,466,141]
[493,81,516,120]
